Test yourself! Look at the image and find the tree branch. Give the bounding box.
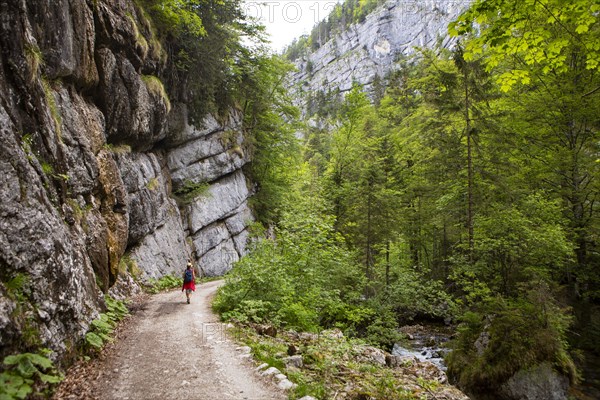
[582,85,600,98]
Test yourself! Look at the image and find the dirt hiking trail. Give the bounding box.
[57,281,285,400]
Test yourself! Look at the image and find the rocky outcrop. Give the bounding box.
[0,0,254,361]
[290,0,466,109]
[166,106,254,276]
[500,363,569,400]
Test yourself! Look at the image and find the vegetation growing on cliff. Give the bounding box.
[284,0,386,60]
[139,0,271,121]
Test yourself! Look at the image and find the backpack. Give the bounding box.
[184,269,193,283]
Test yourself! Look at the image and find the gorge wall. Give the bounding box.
[0,0,253,360]
[290,0,466,110]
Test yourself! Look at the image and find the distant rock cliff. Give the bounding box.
[290,0,466,107]
[0,0,253,360]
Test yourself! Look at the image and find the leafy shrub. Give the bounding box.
[0,350,63,399]
[85,297,129,351]
[381,267,459,322]
[222,299,275,324]
[138,0,205,38]
[214,196,364,334]
[215,187,453,347]
[277,302,319,332]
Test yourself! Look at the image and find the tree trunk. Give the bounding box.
[464,58,474,260]
[385,241,390,287]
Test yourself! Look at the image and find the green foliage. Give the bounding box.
[140,0,269,121]
[126,13,149,58]
[145,275,183,294]
[450,0,600,90]
[469,196,573,295]
[20,133,34,156]
[138,0,205,39]
[0,350,63,400]
[41,77,62,140]
[23,43,43,83]
[446,282,577,392]
[241,54,301,224]
[145,177,159,191]
[381,269,458,322]
[118,253,141,278]
[102,143,132,154]
[217,0,599,393]
[172,180,210,203]
[5,274,29,303]
[283,35,309,61]
[40,162,53,176]
[85,297,129,351]
[214,186,366,334]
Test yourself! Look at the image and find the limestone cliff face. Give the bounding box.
[0,0,253,360]
[291,0,466,105]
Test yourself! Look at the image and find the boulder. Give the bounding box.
[287,344,300,356]
[357,345,387,366]
[277,379,296,390]
[500,363,569,400]
[255,325,278,337]
[283,355,304,369]
[261,367,281,377]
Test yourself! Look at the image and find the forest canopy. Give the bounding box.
[217,0,600,396]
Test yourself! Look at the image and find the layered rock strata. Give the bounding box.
[291,0,466,105]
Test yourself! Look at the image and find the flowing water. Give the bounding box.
[392,324,453,371]
[392,325,600,400]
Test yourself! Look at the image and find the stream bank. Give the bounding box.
[394,324,453,372]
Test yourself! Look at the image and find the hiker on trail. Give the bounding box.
[182,261,196,304]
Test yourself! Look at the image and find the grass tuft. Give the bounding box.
[173,180,210,204]
[142,75,171,112]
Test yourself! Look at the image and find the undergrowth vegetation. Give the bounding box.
[145,275,183,294]
[230,324,449,399]
[446,283,578,392]
[172,181,210,204]
[0,350,63,400]
[214,169,456,350]
[216,0,600,392]
[85,297,129,351]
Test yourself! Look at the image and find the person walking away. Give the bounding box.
[182,262,196,304]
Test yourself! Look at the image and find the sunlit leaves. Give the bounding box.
[142,0,206,38]
[449,0,600,89]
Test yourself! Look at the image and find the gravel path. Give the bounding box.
[57,281,285,400]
